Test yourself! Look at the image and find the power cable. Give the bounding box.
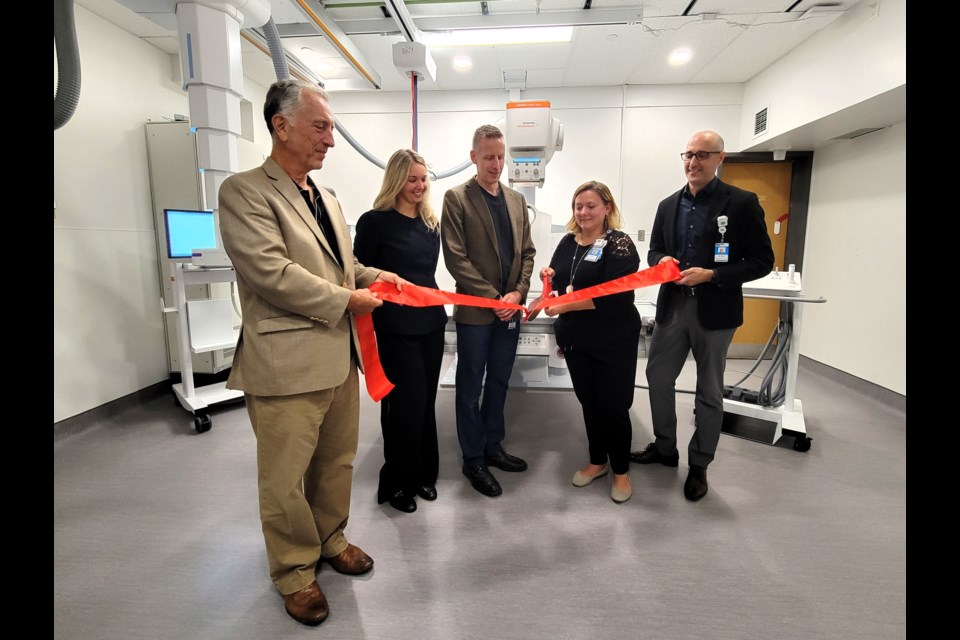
[633,318,793,405]
[757,321,791,406]
[730,320,781,387]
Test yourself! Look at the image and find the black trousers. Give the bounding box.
[564,332,640,476]
[375,328,445,498]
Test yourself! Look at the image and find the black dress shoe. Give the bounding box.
[684,465,709,501]
[629,442,680,467]
[484,448,528,472]
[416,485,438,501]
[462,464,502,497]
[378,490,417,513]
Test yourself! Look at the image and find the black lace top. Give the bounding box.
[547,229,641,353]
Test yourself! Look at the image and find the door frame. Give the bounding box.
[719,151,814,275]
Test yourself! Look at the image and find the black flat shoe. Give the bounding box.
[416,485,438,501]
[378,490,417,513]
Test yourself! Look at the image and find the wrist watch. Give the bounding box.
[710,270,719,285]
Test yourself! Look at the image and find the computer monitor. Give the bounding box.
[163,209,217,260]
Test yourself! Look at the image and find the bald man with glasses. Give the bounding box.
[631,130,774,501]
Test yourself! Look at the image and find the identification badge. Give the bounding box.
[508,321,517,330]
[714,243,730,263]
[584,238,607,263]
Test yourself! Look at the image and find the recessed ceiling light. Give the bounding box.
[453,55,473,72]
[422,26,573,47]
[606,33,619,41]
[315,61,336,75]
[668,47,693,66]
[300,46,313,55]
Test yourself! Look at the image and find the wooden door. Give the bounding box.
[719,162,791,356]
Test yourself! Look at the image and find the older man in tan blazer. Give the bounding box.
[218,79,405,627]
[441,124,536,498]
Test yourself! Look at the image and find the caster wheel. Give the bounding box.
[194,413,212,434]
[793,435,812,452]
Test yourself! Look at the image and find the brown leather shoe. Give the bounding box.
[283,581,329,626]
[323,544,374,576]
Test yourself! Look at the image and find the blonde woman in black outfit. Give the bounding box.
[353,150,448,513]
[538,181,641,504]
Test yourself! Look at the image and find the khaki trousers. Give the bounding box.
[244,363,360,595]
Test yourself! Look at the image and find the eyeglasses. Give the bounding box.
[680,151,723,161]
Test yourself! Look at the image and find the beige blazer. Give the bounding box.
[218,157,380,397]
[440,178,536,325]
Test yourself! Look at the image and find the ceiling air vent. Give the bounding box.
[754,108,768,136]
[502,70,527,90]
[831,127,889,140]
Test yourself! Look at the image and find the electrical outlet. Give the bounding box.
[637,229,645,242]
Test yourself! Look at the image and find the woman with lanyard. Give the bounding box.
[534,181,642,503]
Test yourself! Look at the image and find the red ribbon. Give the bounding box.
[528,260,681,313]
[354,313,395,402]
[355,260,681,401]
[355,284,524,402]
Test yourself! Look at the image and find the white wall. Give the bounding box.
[323,84,743,297]
[54,3,906,423]
[740,0,906,150]
[799,123,906,394]
[54,6,272,422]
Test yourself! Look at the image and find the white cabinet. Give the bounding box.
[146,120,235,375]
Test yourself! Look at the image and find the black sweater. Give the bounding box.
[548,229,641,354]
[353,208,448,336]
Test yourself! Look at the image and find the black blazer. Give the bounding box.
[649,179,774,330]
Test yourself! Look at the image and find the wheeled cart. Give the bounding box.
[721,272,826,451]
[164,262,243,433]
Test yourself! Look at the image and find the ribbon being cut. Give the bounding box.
[356,260,682,401]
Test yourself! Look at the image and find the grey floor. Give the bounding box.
[54,355,906,640]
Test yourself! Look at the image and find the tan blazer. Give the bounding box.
[218,157,380,397]
[440,178,536,325]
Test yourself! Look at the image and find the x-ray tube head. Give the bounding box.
[503,100,564,187]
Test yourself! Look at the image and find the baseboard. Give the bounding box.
[799,356,905,413]
[727,343,765,359]
[54,380,171,444]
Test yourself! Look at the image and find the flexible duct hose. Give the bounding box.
[262,17,290,81]
[430,160,474,180]
[260,20,470,180]
[335,123,386,169]
[54,0,81,130]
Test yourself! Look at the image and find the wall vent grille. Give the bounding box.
[754,108,768,136]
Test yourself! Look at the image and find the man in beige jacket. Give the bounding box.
[218,79,405,627]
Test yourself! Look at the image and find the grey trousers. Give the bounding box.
[645,292,736,468]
